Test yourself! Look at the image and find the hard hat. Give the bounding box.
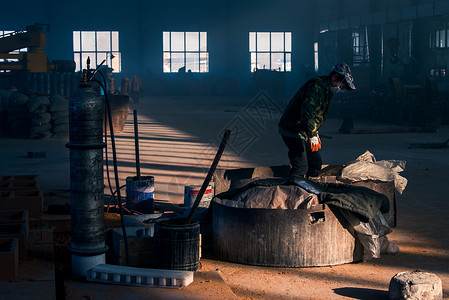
[333,62,356,90]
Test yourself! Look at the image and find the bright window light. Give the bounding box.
[73,30,121,73]
[352,27,370,67]
[163,31,209,73]
[249,31,291,72]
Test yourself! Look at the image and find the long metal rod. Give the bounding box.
[185,130,231,224]
[133,110,141,180]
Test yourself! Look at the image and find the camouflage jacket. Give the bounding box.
[278,76,332,141]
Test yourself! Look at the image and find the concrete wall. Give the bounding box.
[0,0,327,98]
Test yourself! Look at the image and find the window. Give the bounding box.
[73,31,121,73]
[429,27,449,49]
[0,31,27,73]
[314,42,319,72]
[437,29,446,48]
[163,31,209,73]
[352,32,360,54]
[352,27,370,66]
[249,32,291,72]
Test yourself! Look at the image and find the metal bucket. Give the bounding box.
[184,184,213,208]
[184,184,213,218]
[126,176,155,213]
[154,218,200,271]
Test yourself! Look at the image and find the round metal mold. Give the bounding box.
[212,199,363,267]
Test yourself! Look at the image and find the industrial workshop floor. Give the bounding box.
[0,94,448,299]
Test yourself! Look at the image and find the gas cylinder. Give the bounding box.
[66,81,107,278]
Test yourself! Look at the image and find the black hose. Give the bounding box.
[93,78,130,266]
[96,69,122,212]
[106,184,126,212]
[99,73,118,214]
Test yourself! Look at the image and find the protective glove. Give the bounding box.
[310,134,321,152]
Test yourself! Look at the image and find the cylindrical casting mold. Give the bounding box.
[213,199,363,267]
[67,84,107,277]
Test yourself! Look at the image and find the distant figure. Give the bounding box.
[178,66,186,73]
[278,62,356,178]
[121,76,129,96]
[129,75,143,103]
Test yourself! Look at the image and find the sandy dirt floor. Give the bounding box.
[1,95,448,299]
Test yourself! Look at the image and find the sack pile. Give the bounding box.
[28,96,52,139]
[7,92,31,138]
[0,90,13,136]
[50,95,69,139]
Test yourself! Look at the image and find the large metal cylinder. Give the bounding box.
[66,83,107,278]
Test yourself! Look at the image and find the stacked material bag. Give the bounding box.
[28,96,52,139]
[6,92,30,138]
[50,95,69,139]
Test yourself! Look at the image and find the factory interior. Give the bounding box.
[1,0,449,299]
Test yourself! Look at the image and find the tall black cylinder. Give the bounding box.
[67,83,106,277]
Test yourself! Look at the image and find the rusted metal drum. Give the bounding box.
[213,199,363,267]
[102,94,129,133]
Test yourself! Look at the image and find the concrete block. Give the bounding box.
[389,270,443,300]
[27,229,54,259]
[43,189,70,212]
[107,227,154,267]
[0,224,27,259]
[0,178,39,191]
[0,238,19,281]
[0,175,39,182]
[0,191,43,219]
[0,210,28,237]
[30,215,70,234]
[123,213,162,227]
[86,264,193,288]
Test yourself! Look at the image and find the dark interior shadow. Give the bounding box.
[333,287,389,300]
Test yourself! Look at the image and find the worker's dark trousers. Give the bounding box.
[281,135,322,178]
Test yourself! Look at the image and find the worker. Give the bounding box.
[278,62,356,178]
[129,75,143,103]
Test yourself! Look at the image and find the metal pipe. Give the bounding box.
[133,110,141,180]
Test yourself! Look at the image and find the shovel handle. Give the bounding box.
[185,130,231,224]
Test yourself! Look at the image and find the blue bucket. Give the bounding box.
[126,176,155,213]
